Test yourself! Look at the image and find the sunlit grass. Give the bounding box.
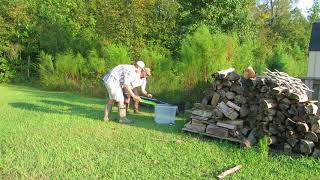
[0,84,319,179]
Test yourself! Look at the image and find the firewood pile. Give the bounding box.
[183,68,320,157]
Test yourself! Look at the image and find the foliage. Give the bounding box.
[309,0,320,23]
[267,45,286,71]
[0,0,314,103]
[38,51,54,87]
[102,44,131,69]
[0,57,13,83]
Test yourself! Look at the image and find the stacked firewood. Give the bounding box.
[183,68,320,157]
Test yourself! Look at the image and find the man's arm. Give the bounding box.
[141,78,152,97]
[124,85,141,102]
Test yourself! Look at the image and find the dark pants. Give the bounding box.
[123,88,139,112]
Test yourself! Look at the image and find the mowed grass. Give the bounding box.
[0,84,320,179]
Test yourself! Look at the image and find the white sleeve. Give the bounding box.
[141,78,147,94]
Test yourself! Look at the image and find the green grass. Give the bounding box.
[0,84,319,179]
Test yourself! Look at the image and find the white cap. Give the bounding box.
[136,60,145,70]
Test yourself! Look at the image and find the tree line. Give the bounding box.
[0,0,319,104]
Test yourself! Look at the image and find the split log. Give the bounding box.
[283,143,292,153]
[217,83,223,90]
[243,66,256,79]
[206,124,229,137]
[217,165,242,179]
[190,115,209,121]
[217,89,226,98]
[239,106,250,118]
[244,128,258,147]
[292,116,304,123]
[285,118,296,128]
[217,102,239,120]
[191,109,213,118]
[223,80,232,87]
[262,99,277,109]
[289,93,308,102]
[191,119,208,125]
[311,120,320,132]
[297,104,306,116]
[213,109,224,118]
[279,103,290,111]
[211,92,220,106]
[216,122,237,130]
[184,122,206,133]
[276,111,286,122]
[285,130,293,139]
[300,139,315,155]
[260,86,269,93]
[268,125,279,135]
[226,92,236,100]
[287,138,299,147]
[312,148,320,158]
[266,109,277,116]
[296,122,309,133]
[240,127,250,136]
[310,114,320,122]
[229,130,241,138]
[201,96,211,105]
[231,85,244,95]
[305,132,318,143]
[267,136,278,145]
[213,68,235,79]
[271,86,289,95]
[305,103,318,115]
[226,101,241,111]
[222,120,244,127]
[288,106,298,116]
[227,72,241,81]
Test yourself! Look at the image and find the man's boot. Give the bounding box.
[134,100,139,113]
[119,105,133,124]
[103,104,112,122]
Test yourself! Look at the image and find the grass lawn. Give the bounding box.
[0,84,319,179]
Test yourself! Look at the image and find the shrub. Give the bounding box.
[0,57,13,83]
[180,25,214,88]
[266,46,286,72]
[39,51,54,87]
[101,44,131,69]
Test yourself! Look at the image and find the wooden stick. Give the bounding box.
[217,165,242,179]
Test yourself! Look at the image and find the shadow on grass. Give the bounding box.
[9,98,188,135]
[9,101,102,121]
[5,84,106,106]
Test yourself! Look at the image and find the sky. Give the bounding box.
[296,0,314,17]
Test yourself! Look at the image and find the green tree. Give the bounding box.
[309,0,320,23]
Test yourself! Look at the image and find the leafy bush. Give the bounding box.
[39,51,54,87]
[232,39,255,73]
[180,25,215,88]
[267,46,286,72]
[0,57,13,83]
[140,45,184,102]
[101,44,131,69]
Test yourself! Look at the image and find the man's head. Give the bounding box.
[134,60,145,73]
[141,67,151,78]
[145,68,151,77]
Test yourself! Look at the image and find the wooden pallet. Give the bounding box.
[182,128,243,144]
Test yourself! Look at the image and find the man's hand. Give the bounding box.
[147,93,152,98]
[133,95,142,102]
